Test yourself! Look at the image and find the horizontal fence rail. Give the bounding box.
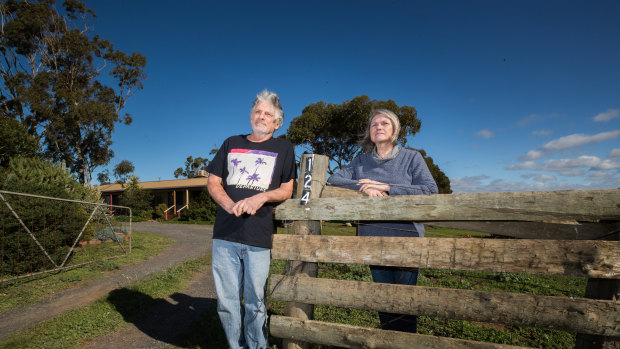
[275,188,620,222]
[272,155,620,349]
[272,235,620,279]
[270,316,532,349]
[424,221,620,240]
[270,275,620,337]
[0,190,132,283]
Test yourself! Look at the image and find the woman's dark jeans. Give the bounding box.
[370,265,419,333]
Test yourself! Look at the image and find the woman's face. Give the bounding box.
[369,114,394,145]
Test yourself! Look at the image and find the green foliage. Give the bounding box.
[154,203,168,219]
[178,191,218,223]
[119,175,153,219]
[0,117,38,168]
[0,157,101,275]
[0,0,147,184]
[113,160,135,184]
[174,151,217,178]
[96,169,110,185]
[1,157,99,200]
[286,95,421,174]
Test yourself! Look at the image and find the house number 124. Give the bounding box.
[300,155,314,205]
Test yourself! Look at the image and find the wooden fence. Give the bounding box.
[269,154,620,349]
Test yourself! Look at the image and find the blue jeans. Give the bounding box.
[370,265,419,333]
[212,239,271,349]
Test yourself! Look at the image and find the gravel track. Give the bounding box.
[0,222,215,345]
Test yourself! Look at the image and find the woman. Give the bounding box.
[327,109,438,333]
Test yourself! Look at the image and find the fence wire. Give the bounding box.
[0,190,132,283]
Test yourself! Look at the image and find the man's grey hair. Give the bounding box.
[252,89,284,125]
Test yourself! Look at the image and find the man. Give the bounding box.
[207,90,296,349]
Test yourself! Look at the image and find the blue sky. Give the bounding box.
[84,0,620,193]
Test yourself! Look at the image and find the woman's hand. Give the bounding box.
[357,179,389,196]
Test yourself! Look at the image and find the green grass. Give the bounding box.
[0,254,212,349]
[0,222,591,348]
[0,231,173,313]
[268,222,587,349]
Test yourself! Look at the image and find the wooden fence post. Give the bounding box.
[575,227,620,349]
[282,154,329,349]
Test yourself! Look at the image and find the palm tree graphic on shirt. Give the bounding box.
[246,173,261,185]
[236,167,248,185]
[247,157,267,185]
[227,150,277,191]
[230,158,241,178]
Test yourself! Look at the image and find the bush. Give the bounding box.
[119,175,153,215]
[0,157,100,275]
[154,203,168,219]
[178,191,218,223]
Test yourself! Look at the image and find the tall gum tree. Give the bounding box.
[286,95,420,174]
[0,0,146,184]
[286,95,451,193]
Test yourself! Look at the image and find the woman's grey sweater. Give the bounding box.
[327,147,439,237]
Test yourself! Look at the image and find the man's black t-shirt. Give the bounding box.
[207,135,296,248]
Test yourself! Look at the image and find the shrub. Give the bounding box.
[0,157,100,275]
[119,175,153,215]
[178,191,218,223]
[154,203,168,219]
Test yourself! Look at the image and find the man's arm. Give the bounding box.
[232,179,294,216]
[207,174,235,215]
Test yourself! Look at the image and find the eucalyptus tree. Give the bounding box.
[286,95,452,193]
[0,0,146,184]
[113,159,134,184]
[286,95,421,174]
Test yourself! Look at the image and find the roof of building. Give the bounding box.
[96,177,208,193]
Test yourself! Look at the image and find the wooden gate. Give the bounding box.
[269,154,620,349]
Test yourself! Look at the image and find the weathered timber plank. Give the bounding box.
[576,231,620,349]
[270,315,531,349]
[275,188,620,222]
[269,275,620,337]
[425,221,620,240]
[285,154,328,349]
[271,235,620,279]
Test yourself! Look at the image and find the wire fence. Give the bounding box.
[0,190,132,283]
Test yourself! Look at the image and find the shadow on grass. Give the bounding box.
[107,288,226,348]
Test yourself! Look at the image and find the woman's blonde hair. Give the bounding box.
[360,109,401,153]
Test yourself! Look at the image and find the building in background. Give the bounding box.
[97,176,208,218]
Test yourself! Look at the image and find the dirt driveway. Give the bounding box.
[0,222,216,346]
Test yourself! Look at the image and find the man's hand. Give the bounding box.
[231,193,267,216]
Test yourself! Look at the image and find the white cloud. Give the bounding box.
[609,148,620,158]
[593,109,619,122]
[452,176,573,193]
[521,174,557,182]
[517,113,560,127]
[541,130,620,150]
[532,130,552,137]
[516,130,620,162]
[541,156,603,170]
[517,114,541,127]
[509,155,620,177]
[507,161,537,170]
[476,129,494,139]
[450,175,620,193]
[519,150,545,161]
